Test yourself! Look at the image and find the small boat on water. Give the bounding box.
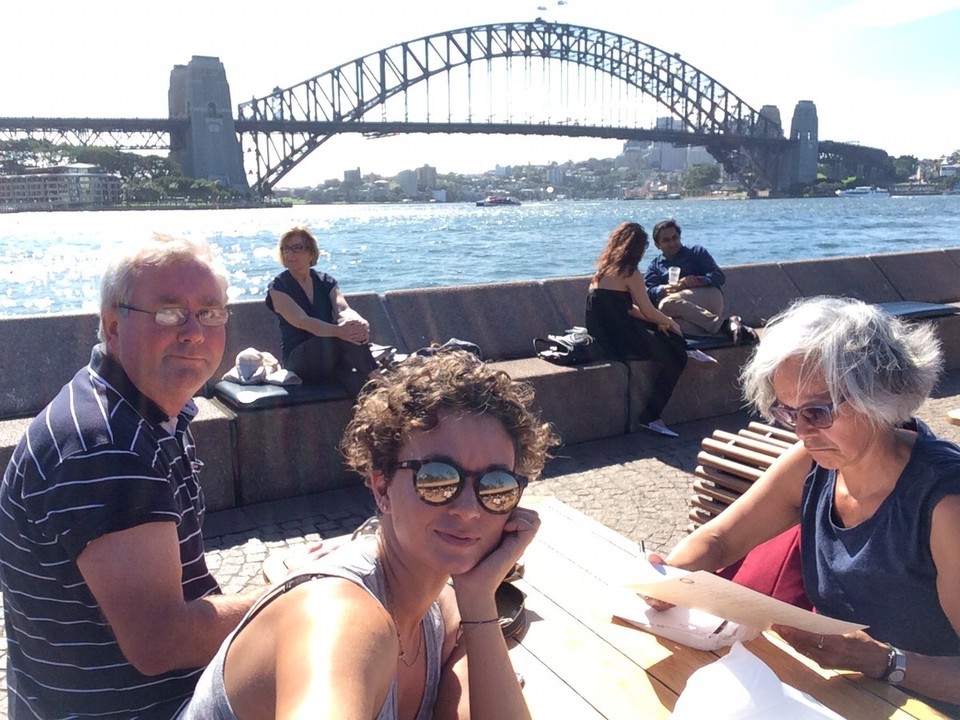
[476,195,521,207]
[836,186,889,198]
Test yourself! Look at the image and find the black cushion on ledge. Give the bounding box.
[877,301,960,320]
[213,380,350,411]
[684,334,735,351]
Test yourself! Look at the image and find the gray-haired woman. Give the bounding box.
[654,296,960,713]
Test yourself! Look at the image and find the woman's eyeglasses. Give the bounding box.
[282,243,308,254]
[769,399,844,429]
[395,459,527,514]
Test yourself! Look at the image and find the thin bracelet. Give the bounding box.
[459,618,500,627]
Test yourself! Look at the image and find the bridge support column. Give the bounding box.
[788,101,819,186]
[168,56,248,192]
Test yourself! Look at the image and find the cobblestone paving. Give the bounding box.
[1,369,958,718]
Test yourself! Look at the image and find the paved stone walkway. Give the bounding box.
[1,369,958,717]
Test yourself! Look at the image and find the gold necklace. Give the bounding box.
[379,537,423,668]
[397,623,423,667]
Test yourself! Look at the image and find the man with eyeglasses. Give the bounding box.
[0,234,262,718]
[644,218,758,345]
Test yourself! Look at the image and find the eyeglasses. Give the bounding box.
[395,459,527,514]
[118,304,229,327]
[769,399,844,429]
[282,243,308,254]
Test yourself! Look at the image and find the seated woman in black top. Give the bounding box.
[266,226,377,395]
[586,221,688,437]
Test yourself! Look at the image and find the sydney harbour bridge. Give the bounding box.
[0,20,891,198]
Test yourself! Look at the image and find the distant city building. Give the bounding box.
[940,163,959,177]
[417,165,437,190]
[343,167,361,185]
[0,163,122,209]
[546,166,566,186]
[396,169,418,196]
[494,165,513,177]
[627,118,718,172]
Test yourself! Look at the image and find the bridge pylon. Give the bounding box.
[168,56,248,192]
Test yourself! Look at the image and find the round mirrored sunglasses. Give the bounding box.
[396,459,527,514]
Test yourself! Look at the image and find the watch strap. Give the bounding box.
[882,644,907,685]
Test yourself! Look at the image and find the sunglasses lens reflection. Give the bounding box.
[477,471,522,513]
[414,463,461,504]
[413,463,523,513]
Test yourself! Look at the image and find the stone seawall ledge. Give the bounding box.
[1,249,959,511]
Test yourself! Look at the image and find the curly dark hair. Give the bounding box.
[340,350,558,486]
[592,222,649,283]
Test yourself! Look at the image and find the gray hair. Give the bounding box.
[741,296,942,428]
[98,233,229,343]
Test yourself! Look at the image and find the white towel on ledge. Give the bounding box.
[222,348,301,386]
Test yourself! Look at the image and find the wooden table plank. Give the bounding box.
[507,642,606,719]
[513,578,676,719]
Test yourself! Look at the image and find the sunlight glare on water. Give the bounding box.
[0,196,957,317]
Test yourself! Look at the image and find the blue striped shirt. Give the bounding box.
[0,346,220,719]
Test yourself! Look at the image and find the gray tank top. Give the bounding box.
[178,536,445,720]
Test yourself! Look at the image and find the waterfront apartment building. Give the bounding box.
[0,163,122,210]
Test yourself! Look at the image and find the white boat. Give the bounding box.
[836,186,889,197]
[476,195,521,207]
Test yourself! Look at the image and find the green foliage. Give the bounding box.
[682,163,720,190]
[893,155,919,182]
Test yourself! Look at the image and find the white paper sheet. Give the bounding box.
[671,641,845,719]
[626,560,866,636]
[611,589,758,651]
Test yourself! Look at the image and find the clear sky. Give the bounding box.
[3,0,958,187]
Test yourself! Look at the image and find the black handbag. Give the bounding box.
[533,326,601,366]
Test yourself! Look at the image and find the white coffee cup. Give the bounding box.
[668,266,681,285]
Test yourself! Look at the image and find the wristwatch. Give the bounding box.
[882,644,907,685]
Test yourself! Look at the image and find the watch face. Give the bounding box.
[888,668,906,684]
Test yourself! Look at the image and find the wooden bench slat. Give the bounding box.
[692,478,742,506]
[746,422,799,443]
[694,466,754,495]
[710,429,791,456]
[696,451,765,481]
[737,429,797,450]
[702,438,778,468]
[690,494,728,517]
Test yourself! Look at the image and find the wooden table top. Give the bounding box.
[510,497,948,720]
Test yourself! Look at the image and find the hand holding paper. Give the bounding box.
[626,559,866,636]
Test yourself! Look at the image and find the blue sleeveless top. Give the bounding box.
[800,418,960,656]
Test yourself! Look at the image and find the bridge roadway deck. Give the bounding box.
[0,369,958,717]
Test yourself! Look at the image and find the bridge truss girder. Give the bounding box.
[237,20,787,196]
[0,118,187,151]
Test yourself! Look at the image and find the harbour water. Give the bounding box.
[1,195,957,317]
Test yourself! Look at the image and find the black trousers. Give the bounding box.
[631,320,688,424]
[285,336,377,396]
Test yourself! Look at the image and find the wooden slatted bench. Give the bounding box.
[688,421,812,608]
[689,421,799,531]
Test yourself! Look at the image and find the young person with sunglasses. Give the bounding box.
[266,226,378,395]
[650,296,960,713]
[179,349,557,719]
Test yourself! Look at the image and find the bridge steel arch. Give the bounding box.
[237,20,788,196]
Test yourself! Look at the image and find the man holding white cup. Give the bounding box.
[644,219,756,345]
